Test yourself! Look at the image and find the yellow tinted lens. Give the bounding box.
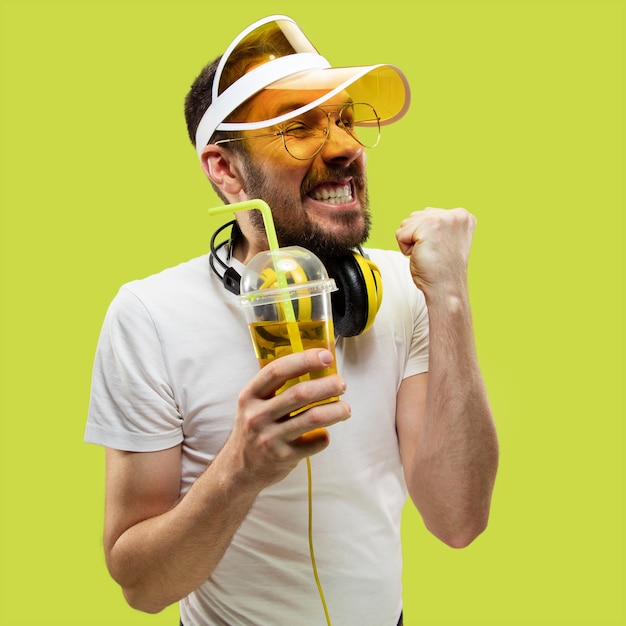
[283,133,327,159]
[343,103,380,148]
[282,110,328,159]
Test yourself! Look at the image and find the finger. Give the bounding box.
[396,234,416,256]
[396,222,420,256]
[294,428,330,446]
[271,373,347,419]
[281,399,351,444]
[254,348,335,400]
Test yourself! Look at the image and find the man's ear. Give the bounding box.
[200,145,245,196]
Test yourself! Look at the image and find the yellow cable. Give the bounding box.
[306,457,332,626]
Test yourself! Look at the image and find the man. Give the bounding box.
[86,15,499,626]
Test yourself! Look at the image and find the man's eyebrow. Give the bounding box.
[273,102,313,116]
[272,98,356,117]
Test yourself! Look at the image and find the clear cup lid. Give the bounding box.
[239,245,337,304]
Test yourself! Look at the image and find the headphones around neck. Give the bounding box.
[209,220,383,337]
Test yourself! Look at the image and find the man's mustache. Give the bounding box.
[301,164,366,197]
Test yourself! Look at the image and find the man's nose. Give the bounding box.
[319,119,363,165]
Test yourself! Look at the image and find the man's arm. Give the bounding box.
[103,348,349,613]
[104,443,258,613]
[395,207,499,548]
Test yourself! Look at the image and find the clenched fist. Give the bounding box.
[395,207,476,297]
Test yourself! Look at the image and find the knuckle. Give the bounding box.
[257,431,273,451]
[276,445,296,463]
[237,384,253,407]
[288,383,310,404]
[303,403,327,425]
[237,399,265,435]
[309,399,351,425]
[264,357,286,378]
[245,412,265,434]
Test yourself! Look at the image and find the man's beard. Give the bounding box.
[238,154,371,259]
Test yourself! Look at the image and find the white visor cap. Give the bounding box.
[194,15,410,157]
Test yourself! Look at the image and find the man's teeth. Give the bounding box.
[310,185,353,204]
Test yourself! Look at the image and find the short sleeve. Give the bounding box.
[403,290,429,379]
[85,285,183,452]
[400,259,429,380]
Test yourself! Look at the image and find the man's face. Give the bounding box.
[236,89,371,259]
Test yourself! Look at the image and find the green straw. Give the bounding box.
[208,199,304,351]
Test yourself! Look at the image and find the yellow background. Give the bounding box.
[1,1,623,625]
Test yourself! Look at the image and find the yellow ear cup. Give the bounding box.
[324,252,382,337]
[287,261,312,322]
[257,261,313,322]
[259,267,278,289]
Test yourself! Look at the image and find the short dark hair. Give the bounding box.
[184,56,252,202]
[184,56,245,152]
[184,56,221,147]
[184,56,254,155]
[185,21,299,151]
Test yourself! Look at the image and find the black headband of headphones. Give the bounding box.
[209,220,245,295]
[209,220,383,337]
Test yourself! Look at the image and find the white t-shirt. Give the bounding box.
[86,248,429,626]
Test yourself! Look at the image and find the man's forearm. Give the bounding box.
[105,349,350,613]
[107,452,258,613]
[410,289,499,548]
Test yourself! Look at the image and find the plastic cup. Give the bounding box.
[240,246,339,425]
